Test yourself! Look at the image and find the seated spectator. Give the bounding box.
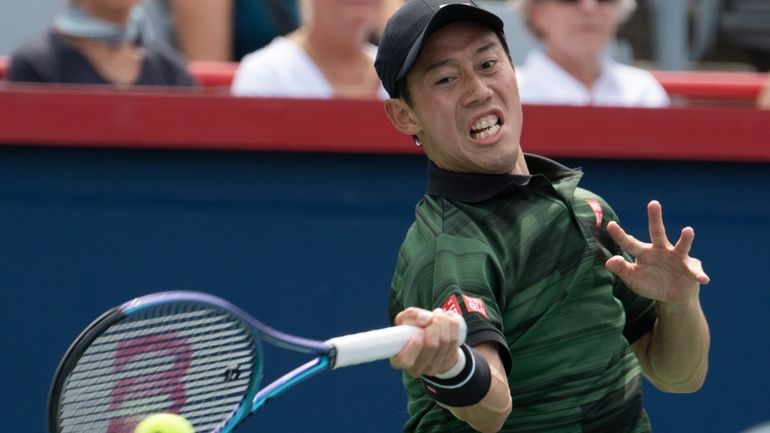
[141,0,300,62]
[7,0,195,87]
[512,0,668,107]
[231,0,387,99]
[758,75,770,109]
[372,0,405,44]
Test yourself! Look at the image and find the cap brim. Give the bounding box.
[395,4,504,85]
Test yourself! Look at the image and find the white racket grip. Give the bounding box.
[328,316,467,369]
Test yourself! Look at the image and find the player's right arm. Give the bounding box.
[391,308,512,433]
[443,342,512,433]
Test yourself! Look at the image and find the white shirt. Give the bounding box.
[231,36,388,100]
[516,50,670,107]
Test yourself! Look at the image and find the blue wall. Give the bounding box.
[1,145,767,433]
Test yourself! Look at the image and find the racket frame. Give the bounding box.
[47,291,464,433]
[47,291,337,433]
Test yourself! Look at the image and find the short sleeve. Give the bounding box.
[230,49,284,96]
[390,233,513,373]
[595,198,658,343]
[613,270,657,343]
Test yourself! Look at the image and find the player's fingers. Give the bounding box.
[418,317,445,377]
[607,221,645,256]
[689,258,711,285]
[425,309,456,376]
[605,255,634,281]
[418,307,464,375]
[647,201,670,248]
[394,307,433,327]
[674,227,695,255]
[442,310,462,347]
[393,308,464,376]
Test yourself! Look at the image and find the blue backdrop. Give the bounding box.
[0,145,767,433]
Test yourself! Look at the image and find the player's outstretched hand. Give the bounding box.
[390,307,462,378]
[605,200,710,304]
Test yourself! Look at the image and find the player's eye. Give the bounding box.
[434,76,456,86]
[480,59,498,70]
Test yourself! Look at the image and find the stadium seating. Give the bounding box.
[1,56,766,107]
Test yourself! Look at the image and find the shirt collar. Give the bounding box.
[426,153,579,203]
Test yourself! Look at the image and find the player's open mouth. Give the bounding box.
[470,115,502,140]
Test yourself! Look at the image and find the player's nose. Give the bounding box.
[462,72,493,107]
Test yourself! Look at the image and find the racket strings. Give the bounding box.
[57,303,260,433]
[64,329,251,392]
[60,352,255,414]
[63,349,255,401]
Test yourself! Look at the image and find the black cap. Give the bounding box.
[375,0,505,98]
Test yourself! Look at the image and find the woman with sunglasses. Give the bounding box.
[513,0,669,107]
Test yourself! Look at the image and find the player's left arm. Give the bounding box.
[605,200,710,393]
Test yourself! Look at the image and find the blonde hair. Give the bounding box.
[512,0,637,38]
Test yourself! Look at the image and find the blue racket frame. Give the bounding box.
[49,291,337,433]
[122,291,336,433]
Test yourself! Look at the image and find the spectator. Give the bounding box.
[231,0,387,99]
[372,0,405,44]
[758,75,770,109]
[141,0,300,62]
[7,0,195,87]
[512,0,668,107]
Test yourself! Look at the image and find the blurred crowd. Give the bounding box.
[2,0,770,108]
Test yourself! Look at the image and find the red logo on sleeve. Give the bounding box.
[461,294,489,319]
[586,199,603,228]
[441,294,462,315]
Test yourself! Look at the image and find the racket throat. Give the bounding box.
[251,357,331,412]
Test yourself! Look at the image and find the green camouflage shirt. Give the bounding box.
[389,154,656,433]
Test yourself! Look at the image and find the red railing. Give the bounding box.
[652,70,767,105]
[1,84,769,162]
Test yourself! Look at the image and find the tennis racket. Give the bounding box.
[47,290,466,433]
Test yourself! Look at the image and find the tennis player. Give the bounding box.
[375,1,710,432]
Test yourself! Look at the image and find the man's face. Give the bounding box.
[78,0,142,21]
[396,21,523,175]
[529,0,621,61]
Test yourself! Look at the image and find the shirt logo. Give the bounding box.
[462,294,489,319]
[441,294,462,315]
[586,199,603,227]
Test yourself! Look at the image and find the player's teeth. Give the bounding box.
[471,122,501,139]
[471,115,499,132]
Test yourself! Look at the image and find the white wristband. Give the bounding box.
[434,346,467,379]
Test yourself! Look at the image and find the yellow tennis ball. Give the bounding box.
[134,413,195,433]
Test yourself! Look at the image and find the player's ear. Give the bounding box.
[384,98,422,136]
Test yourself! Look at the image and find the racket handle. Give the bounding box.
[327,316,467,369]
